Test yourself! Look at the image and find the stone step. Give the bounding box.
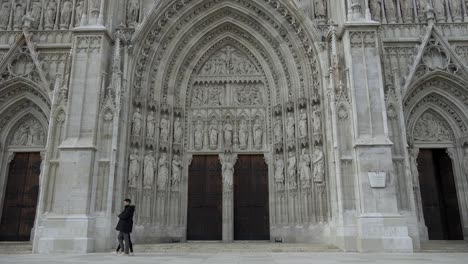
[420,240,468,253]
[134,242,341,253]
[0,242,33,255]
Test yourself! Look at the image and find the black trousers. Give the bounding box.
[117,231,131,254]
[116,232,133,252]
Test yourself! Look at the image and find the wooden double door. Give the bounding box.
[417,149,463,240]
[0,152,41,241]
[187,155,269,240]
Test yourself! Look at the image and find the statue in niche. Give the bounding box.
[44,0,57,30]
[75,0,84,26]
[29,0,42,29]
[287,150,297,188]
[173,117,183,143]
[131,107,142,136]
[0,1,11,30]
[194,119,204,149]
[146,110,155,138]
[159,114,170,142]
[13,0,26,29]
[253,118,263,148]
[209,120,218,148]
[222,158,235,188]
[238,118,248,149]
[312,106,321,134]
[314,0,326,21]
[127,0,139,28]
[224,119,234,148]
[369,0,381,22]
[298,109,308,138]
[463,146,468,177]
[60,0,73,29]
[299,149,311,187]
[157,152,169,191]
[433,0,446,21]
[384,0,397,23]
[128,149,139,188]
[400,0,413,22]
[449,0,462,21]
[416,0,426,20]
[274,115,282,143]
[275,154,285,187]
[414,113,452,142]
[143,151,156,189]
[172,154,182,188]
[286,112,295,139]
[313,148,325,183]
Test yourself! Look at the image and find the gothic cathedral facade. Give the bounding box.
[0,0,467,253]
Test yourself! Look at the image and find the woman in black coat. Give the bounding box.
[115,199,135,255]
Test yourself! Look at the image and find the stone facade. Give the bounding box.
[0,0,467,253]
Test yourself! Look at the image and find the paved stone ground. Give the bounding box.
[1,252,468,264]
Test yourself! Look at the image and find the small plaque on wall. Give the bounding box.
[368,172,386,188]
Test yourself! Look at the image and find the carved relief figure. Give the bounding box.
[369,0,382,21]
[463,146,468,177]
[253,118,262,148]
[400,0,414,22]
[128,149,139,187]
[385,0,397,23]
[238,118,248,149]
[143,151,156,189]
[299,109,308,138]
[173,117,183,143]
[160,114,170,142]
[0,1,11,30]
[313,105,322,134]
[200,45,258,76]
[275,154,285,187]
[209,120,218,148]
[314,0,326,21]
[14,0,26,30]
[224,120,234,148]
[274,115,282,143]
[127,0,140,28]
[131,108,142,136]
[433,0,446,22]
[194,119,204,149]
[60,0,73,29]
[313,148,325,183]
[75,0,84,26]
[44,0,57,30]
[157,153,168,190]
[172,154,182,188]
[30,0,42,29]
[286,112,295,139]
[287,151,297,188]
[299,149,311,187]
[449,0,462,21]
[11,119,44,146]
[414,113,452,142]
[146,111,155,138]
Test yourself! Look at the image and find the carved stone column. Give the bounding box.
[219,153,237,242]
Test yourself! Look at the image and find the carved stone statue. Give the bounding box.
[314,0,326,21]
[434,0,446,22]
[274,115,282,143]
[173,117,183,143]
[238,118,248,149]
[400,0,414,22]
[414,112,452,142]
[299,109,308,138]
[14,0,26,30]
[172,154,182,189]
[275,154,285,187]
[286,112,295,139]
[313,106,321,134]
[416,0,427,21]
[194,119,204,149]
[30,0,42,29]
[75,0,84,26]
[209,120,218,149]
[253,118,262,148]
[300,149,311,187]
[385,0,397,23]
[131,108,142,136]
[128,149,139,187]
[146,111,155,138]
[143,151,156,189]
[369,0,381,22]
[287,151,297,189]
[157,152,169,191]
[222,158,235,188]
[449,0,462,21]
[44,0,57,30]
[224,120,234,148]
[0,1,11,30]
[60,0,73,29]
[160,114,170,142]
[313,148,325,183]
[463,146,468,177]
[127,0,139,28]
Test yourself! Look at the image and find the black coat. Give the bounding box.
[116,205,135,233]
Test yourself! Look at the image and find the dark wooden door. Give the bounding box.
[234,155,269,240]
[0,152,41,241]
[417,149,463,240]
[187,155,222,240]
